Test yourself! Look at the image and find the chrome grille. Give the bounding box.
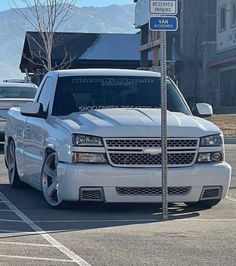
[109,153,195,166]
[116,187,191,196]
[105,139,198,149]
[104,138,199,167]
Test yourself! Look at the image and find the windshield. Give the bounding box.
[53,76,190,116]
[0,86,37,99]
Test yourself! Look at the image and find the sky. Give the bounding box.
[0,0,134,11]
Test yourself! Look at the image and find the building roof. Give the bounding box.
[20,31,143,72]
[80,34,140,60]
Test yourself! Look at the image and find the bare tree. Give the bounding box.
[11,0,77,71]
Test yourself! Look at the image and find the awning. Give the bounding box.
[209,56,236,68]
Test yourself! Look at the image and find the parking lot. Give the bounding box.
[0,143,235,266]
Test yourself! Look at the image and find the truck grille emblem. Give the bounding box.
[142,148,162,155]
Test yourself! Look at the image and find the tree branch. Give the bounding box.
[11,0,77,72]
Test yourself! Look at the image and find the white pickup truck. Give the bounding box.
[4,69,231,208]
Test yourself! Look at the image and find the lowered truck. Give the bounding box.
[4,69,231,208]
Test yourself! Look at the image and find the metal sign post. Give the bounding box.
[149,0,178,221]
[160,31,168,220]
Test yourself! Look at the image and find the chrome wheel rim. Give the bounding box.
[42,153,62,206]
[7,141,15,184]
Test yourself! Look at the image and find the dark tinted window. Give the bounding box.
[38,78,53,112]
[219,6,226,31]
[53,76,190,116]
[0,86,37,98]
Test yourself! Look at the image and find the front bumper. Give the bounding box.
[56,162,231,203]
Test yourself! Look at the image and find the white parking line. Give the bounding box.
[226,195,236,202]
[180,218,236,221]
[0,230,60,238]
[0,229,22,233]
[0,192,91,266]
[29,218,236,223]
[0,230,46,235]
[0,254,74,263]
[0,219,23,223]
[0,241,53,247]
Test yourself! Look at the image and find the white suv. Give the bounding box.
[0,82,37,141]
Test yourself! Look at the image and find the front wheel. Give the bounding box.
[185,199,221,209]
[6,140,24,188]
[41,152,65,209]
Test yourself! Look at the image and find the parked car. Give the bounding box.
[0,82,38,141]
[4,69,231,209]
[2,79,29,83]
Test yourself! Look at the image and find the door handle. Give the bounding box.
[25,125,30,134]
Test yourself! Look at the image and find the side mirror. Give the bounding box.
[21,102,47,118]
[195,103,213,117]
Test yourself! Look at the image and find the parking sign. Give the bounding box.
[149,16,178,31]
[150,0,178,15]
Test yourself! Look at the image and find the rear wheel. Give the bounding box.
[185,199,221,209]
[6,140,24,188]
[41,152,66,209]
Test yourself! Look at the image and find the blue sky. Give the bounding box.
[0,0,134,11]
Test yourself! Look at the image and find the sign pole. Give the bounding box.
[149,0,178,221]
[160,31,168,220]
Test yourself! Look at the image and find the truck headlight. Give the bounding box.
[72,134,103,146]
[197,152,224,163]
[72,152,107,163]
[200,134,223,147]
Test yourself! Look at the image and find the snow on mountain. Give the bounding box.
[0,4,136,81]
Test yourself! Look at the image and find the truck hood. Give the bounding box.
[56,108,221,138]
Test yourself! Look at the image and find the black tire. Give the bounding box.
[6,140,24,188]
[41,152,69,209]
[185,199,221,209]
[4,157,8,169]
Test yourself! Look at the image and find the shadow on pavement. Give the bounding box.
[0,183,202,236]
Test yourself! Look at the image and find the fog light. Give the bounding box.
[197,152,224,163]
[197,153,211,163]
[72,152,107,164]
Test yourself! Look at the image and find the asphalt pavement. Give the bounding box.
[0,143,235,266]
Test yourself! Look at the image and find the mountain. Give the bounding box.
[0,4,136,81]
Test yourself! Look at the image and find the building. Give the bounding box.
[209,0,236,109]
[20,31,147,85]
[134,0,236,111]
[177,0,217,107]
[134,0,179,78]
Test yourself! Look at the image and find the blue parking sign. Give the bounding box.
[149,16,178,31]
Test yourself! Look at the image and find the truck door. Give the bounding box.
[23,77,53,187]
[11,110,27,179]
